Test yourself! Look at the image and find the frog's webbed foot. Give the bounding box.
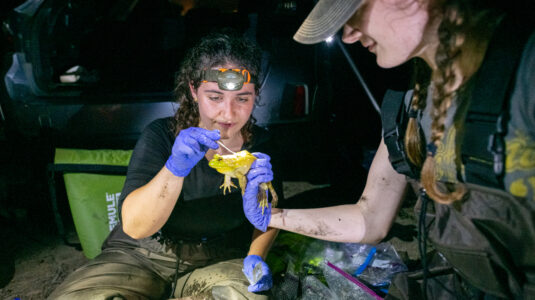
[257,182,278,215]
[219,175,237,195]
[268,182,278,208]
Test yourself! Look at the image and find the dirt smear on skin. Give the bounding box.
[294,220,342,237]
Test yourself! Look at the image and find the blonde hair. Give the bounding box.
[404,1,502,204]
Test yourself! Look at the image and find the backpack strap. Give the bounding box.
[462,16,534,189]
[382,89,419,179]
[382,17,533,187]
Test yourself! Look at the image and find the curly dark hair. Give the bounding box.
[171,30,263,144]
[404,0,508,203]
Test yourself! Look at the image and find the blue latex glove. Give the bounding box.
[243,152,273,232]
[165,127,220,177]
[243,254,273,292]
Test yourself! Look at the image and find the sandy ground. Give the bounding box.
[0,181,419,299]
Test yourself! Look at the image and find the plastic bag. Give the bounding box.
[322,261,379,300]
[301,275,338,300]
[313,242,407,287]
[268,232,408,297]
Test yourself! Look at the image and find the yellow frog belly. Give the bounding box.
[208,150,278,214]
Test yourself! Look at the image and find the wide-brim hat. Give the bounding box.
[294,0,363,44]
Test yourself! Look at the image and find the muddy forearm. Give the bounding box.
[121,167,184,239]
[269,205,366,243]
[267,139,407,244]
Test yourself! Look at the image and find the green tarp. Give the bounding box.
[54,148,132,259]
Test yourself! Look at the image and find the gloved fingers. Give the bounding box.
[200,128,221,140]
[247,263,273,292]
[242,181,272,232]
[242,255,272,292]
[250,157,272,170]
[251,152,271,161]
[182,135,202,152]
[243,255,260,273]
[258,259,271,275]
[243,199,271,219]
[246,205,271,232]
[189,128,220,150]
[196,133,220,150]
[245,174,273,192]
[248,277,273,293]
[169,137,199,164]
[244,178,260,194]
[247,167,273,182]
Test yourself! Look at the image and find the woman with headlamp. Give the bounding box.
[49,31,283,300]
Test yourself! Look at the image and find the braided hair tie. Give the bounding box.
[426,142,438,157]
[408,108,419,119]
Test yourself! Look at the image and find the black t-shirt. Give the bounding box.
[118,117,284,242]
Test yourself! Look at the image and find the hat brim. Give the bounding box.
[294,0,362,45]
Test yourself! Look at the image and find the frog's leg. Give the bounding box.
[257,183,269,215]
[219,175,237,195]
[267,182,278,208]
[238,175,247,196]
[257,182,278,215]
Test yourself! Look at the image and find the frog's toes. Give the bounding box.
[256,182,278,213]
[220,182,236,195]
[259,199,268,215]
[268,183,278,208]
[220,176,237,195]
[257,187,269,215]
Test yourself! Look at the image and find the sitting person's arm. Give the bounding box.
[122,127,220,239]
[248,228,278,259]
[122,167,185,239]
[241,152,282,292]
[242,228,278,293]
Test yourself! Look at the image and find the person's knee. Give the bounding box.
[49,289,145,300]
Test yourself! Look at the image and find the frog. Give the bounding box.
[208,150,278,214]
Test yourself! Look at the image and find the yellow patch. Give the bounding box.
[510,179,528,197]
[435,127,458,182]
[506,130,535,172]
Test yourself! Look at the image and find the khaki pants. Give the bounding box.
[48,234,268,300]
[173,259,267,300]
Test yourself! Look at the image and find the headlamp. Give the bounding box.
[199,68,251,91]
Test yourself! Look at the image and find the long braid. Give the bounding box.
[420,1,502,204]
[421,2,467,204]
[405,59,430,169]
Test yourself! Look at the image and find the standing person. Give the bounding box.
[242,0,535,298]
[49,31,283,300]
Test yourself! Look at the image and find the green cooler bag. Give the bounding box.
[54,148,133,259]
